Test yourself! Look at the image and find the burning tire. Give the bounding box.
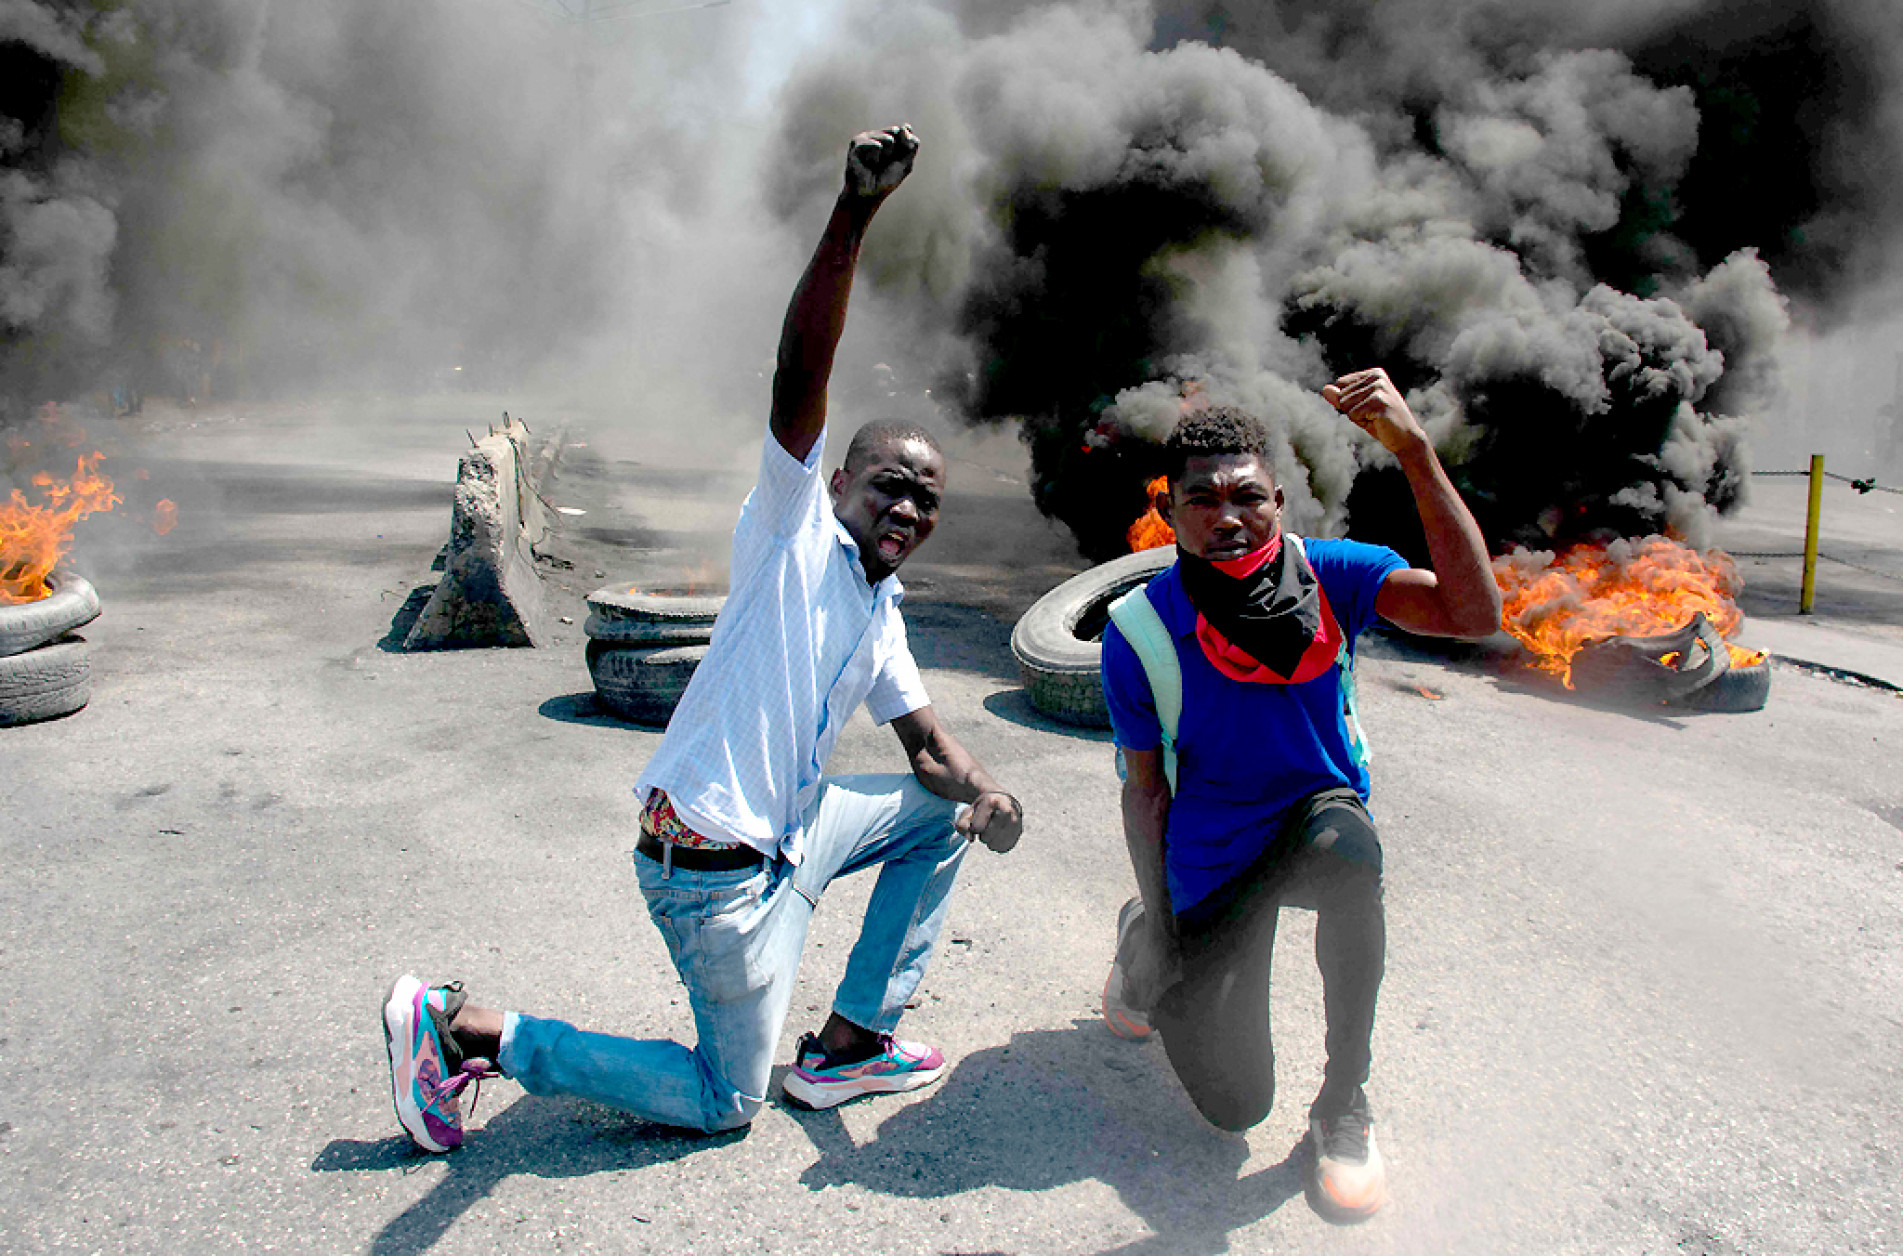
[0,572,100,658]
[1566,612,1771,713]
[586,641,706,728]
[1011,548,1174,727]
[0,635,91,727]
[1672,656,1771,713]
[1570,611,1731,706]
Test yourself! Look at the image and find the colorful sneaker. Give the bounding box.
[780,1032,946,1110]
[1306,1100,1387,1222]
[381,975,498,1153]
[1103,896,1153,1041]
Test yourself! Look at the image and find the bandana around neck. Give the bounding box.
[1177,530,1343,684]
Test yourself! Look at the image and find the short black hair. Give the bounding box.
[1162,406,1273,484]
[843,420,942,473]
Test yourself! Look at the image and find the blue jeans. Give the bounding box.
[497,774,968,1132]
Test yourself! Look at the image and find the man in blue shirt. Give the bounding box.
[1101,382,1500,1221]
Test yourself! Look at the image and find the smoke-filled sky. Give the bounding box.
[4,0,1901,556]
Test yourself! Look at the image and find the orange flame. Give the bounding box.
[1127,477,1176,551]
[2,450,121,604]
[1494,536,1764,688]
[153,500,179,536]
[1123,379,1214,551]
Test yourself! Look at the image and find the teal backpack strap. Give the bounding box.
[1107,586,1181,792]
[1339,637,1371,775]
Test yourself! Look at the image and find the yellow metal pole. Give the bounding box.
[1800,453,1824,614]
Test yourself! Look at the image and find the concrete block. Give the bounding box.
[404,416,556,650]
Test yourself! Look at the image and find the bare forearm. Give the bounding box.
[1397,439,1502,636]
[770,194,874,460]
[893,708,1021,853]
[1121,781,1173,936]
[910,725,1007,805]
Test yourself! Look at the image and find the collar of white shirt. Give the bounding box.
[829,513,907,607]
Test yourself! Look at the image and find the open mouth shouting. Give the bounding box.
[876,527,913,562]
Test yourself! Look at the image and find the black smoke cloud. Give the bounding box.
[2,0,1889,559]
[1,2,117,406]
[1156,0,1903,305]
[768,0,1890,560]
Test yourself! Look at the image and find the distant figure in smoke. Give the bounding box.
[379,125,1023,1150]
[1099,376,1500,1220]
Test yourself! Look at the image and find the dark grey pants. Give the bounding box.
[1123,787,1386,1132]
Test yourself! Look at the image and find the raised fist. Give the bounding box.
[1322,367,1430,456]
[844,124,919,202]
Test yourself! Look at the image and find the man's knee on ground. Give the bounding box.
[1187,1074,1275,1133]
[1161,1013,1276,1132]
[700,1091,763,1133]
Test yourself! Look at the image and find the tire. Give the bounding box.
[0,635,91,727]
[0,571,100,658]
[581,612,717,646]
[586,641,706,728]
[1570,610,1730,706]
[1010,548,1174,728]
[583,587,724,646]
[1671,657,1772,713]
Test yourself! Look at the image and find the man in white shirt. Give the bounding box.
[380,125,1023,1150]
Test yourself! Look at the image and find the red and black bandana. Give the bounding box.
[1177,531,1343,684]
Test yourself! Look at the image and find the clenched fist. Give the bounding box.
[1322,367,1429,456]
[844,124,919,202]
[956,790,1022,854]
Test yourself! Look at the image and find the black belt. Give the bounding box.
[637,830,767,872]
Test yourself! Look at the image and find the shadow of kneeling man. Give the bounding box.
[788,1020,1307,1255]
[312,1094,746,1256]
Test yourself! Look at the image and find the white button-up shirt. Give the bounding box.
[632,429,929,863]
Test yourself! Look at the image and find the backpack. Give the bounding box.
[1106,535,1371,792]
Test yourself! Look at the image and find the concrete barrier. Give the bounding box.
[404,414,561,650]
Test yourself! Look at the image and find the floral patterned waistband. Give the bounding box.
[640,789,747,851]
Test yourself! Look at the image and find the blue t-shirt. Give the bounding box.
[1102,537,1408,912]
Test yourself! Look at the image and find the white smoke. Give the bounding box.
[0,0,833,428]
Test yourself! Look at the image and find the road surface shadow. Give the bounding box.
[377,585,435,652]
[903,602,1021,681]
[312,1095,744,1255]
[981,688,1116,742]
[787,1020,1308,1254]
[536,691,663,731]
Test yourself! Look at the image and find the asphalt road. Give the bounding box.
[2,395,1900,1255]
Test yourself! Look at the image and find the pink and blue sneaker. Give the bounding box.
[780,1031,946,1110]
[381,975,499,1152]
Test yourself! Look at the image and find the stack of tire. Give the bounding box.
[583,586,726,729]
[0,571,99,728]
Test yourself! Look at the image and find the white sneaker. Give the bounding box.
[1103,897,1153,1041]
[1307,1109,1387,1222]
